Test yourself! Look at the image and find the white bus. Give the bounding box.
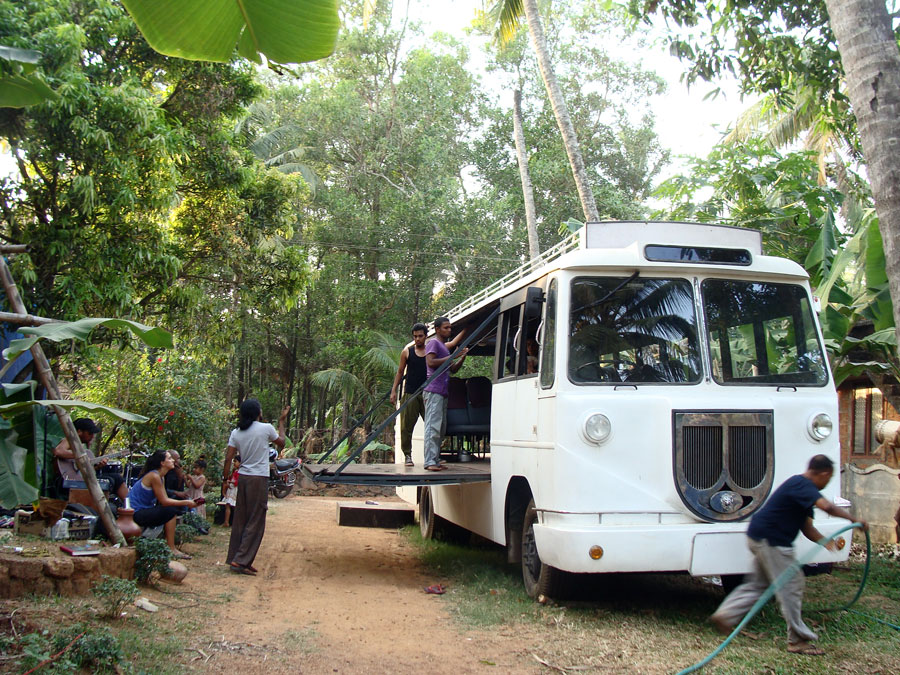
[396,221,851,598]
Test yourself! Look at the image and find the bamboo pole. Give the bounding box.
[0,311,59,327]
[0,245,28,254]
[0,256,124,544]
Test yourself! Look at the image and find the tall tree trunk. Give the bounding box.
[825,0,900,352]
[513,88,540,259]
[522,0,599,223]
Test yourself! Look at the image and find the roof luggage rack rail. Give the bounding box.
[445,231,580,319]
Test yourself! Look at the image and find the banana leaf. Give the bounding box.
[2,317,173,367]
[121,0,339,65]
[0,399,149,423]
[0,429,36,508]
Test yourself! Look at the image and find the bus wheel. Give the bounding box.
[419,487,436,539]
[521,499,567,599]
[419,487,468,543]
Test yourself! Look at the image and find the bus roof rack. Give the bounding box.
[444,221,762,321]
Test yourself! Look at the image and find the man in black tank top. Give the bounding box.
[391,324,429,466]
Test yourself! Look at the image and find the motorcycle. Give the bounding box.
[269,447,301,499]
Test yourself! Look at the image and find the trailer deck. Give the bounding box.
[303,460,491,486]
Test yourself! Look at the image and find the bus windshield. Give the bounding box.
[568,277,702,384]
[702,279,828,385]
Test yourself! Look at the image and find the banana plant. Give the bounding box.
[0,46,58,108]
[0,318,170,508]
[806,208,900,390]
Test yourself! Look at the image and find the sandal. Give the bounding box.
[172,551,192,560]
[230,563,257,576]
[423,584,446,594]
[424,465,442,472]
[787,642,825,656]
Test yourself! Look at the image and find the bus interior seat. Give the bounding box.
[466,376,491,432]
[444,376,492,437]
[446,377,470,433]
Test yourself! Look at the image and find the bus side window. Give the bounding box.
[540,279,557,388]
[496,305,522,380]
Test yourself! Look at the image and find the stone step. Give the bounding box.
[336,501,415,528]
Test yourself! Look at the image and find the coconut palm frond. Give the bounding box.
[249,124,303,159]
[722,98,774,145]
[234,101,273,138]
[481,0,525,45]
[276,163,319,193]
[264,147,307,167]
[310,368,368,400]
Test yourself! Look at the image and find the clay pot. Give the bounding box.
[163,560,188,583]
[115,508,142,544]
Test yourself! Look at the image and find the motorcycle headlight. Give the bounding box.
[808,413,833,442]
[582,413,612,445]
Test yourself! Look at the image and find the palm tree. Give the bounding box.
[823,0,900,355]
[484,0,600,222]
[235,102,320,195]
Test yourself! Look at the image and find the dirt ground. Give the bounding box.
[162,495,536,674]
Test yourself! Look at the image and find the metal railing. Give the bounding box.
[444,232,581,320]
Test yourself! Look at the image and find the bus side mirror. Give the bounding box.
[524,286,545,320]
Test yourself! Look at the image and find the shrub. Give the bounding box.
[174,522,197,545]
[52,625,124,673]
[181,510,209,532]
[134,537,171,583]
[92,575,139,618]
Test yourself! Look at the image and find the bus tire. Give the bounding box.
[419,486,436,539]
[419,486,468,543]
[521,498,567,599]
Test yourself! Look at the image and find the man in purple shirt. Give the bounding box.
[423,316,467,471]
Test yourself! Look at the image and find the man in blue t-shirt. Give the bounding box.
[710,454,867,656]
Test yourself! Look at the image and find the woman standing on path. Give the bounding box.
[223,399,288,575]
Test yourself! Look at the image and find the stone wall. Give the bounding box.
[0,547,136,599]
[841,463,900,544]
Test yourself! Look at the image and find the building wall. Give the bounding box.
[838,383,900,543]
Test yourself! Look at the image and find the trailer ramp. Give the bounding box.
[303,460,491,486]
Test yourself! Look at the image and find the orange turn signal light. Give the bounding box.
[589,545,604,560]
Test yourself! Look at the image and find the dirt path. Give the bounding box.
[169,495,533,674]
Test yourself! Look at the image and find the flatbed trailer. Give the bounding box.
[303,460,491,486]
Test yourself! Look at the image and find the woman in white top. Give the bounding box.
[223,398,288,575]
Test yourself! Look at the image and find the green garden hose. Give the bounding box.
[676,523,898,674]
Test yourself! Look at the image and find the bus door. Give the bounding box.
[536,278,558,445]
[495,286,545,443]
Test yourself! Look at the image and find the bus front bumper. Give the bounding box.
[532,515,854,576]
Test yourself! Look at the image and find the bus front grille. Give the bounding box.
[674,411,774,522]
[683,426,722,489]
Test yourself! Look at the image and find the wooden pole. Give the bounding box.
[0,256,124,544]
[0,311,59,327]
[0,245,28,254]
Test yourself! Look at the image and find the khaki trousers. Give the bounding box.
[711,537,817,645]
[399,392,425,455]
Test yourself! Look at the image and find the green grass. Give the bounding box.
[403,526,900,674]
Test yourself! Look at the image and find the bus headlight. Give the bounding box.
[808,413,833,441]
[582,413,612,445]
